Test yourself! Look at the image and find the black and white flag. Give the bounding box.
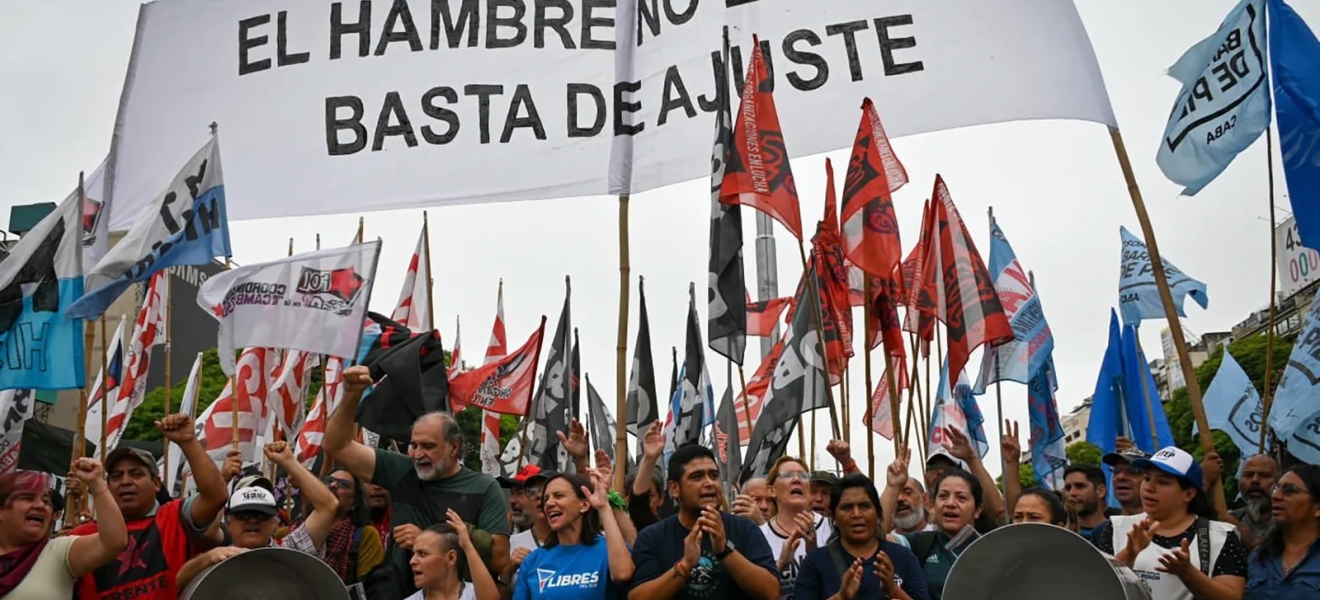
[665,285,716,458]
[625,279,659,447]
[708,28,746,366]
[739,267,831,484]
[526,279,573,472]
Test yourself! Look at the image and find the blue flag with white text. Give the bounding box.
[66,136,230,318]
[0,189,86,390]
[1156,0,1271,195]
[1118,226,1208,326]
[1192,350,1263,456]
[975,221,1054,392]
[1267,296,1320,443]
[1028,361,1068,490]
[1269,0,1320,251]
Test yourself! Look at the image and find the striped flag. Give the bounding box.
[481,284,507,476]
[83,316,127,456]
[295,357,344,466]
[449,316,463,376]
[391,224,432,331]
[100,271,169,454]
[269,350,317,440]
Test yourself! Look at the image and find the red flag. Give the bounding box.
[842,99,906,278]
[746,295,790,337]
[918,176,1013,380]
[865,356,909,440]
[449,317,547,416]
[810,160,854,381]
[720,36,803,240]
[735,335,784,441]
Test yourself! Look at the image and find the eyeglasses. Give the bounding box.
[1272,483,1309,497]
[775,472,811,482]
[323,477,353,490]
[1111,466,1146,477]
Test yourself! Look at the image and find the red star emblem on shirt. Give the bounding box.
[117,535,149,577]
[328,266,364,302]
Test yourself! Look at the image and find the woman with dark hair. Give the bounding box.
[1093,446,1245,600]
[513,468,633,600]
[794,474,929,600]
[0,460,128,600]
[1011,488,1068,527]
[1244,464,1320,598]
[880,447,992,600]
[319,469,385,585]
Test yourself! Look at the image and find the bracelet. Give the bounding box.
[607,489,627,510]
[840,459,856,472]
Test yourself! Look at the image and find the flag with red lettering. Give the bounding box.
[101,271,168,453]
[200,348,275,465]
[842,98,907,279]
[810,160,855,382]
[901,200,937,359]
[391,225,432,331]
[916,176,1013,381]
[269,350,316,440]
[449,317,547,417]
[719,36,803,241]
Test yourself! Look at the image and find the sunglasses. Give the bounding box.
[323,477,353,490]
[231,510,275,523]
[1272,483,1309,497]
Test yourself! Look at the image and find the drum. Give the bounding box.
[179,546,350,600]
[943,523,1152,600]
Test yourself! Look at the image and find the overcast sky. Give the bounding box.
[3,1,1316,477]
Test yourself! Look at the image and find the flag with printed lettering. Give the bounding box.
[269,350,316,440]
[866,356,909,440]
[1156,0,1271,195]
[927,360,989,460]
[841,98,906,279]
[1192,350,1263,456]
[449,317,546,417]
[1118,226,1208,326]
[625,280,659,441]
[526,282,572,471]
[295,357,343,467]
[0,390,36,474]
[1267,298,1320,450]
[68,136,230,318]
[720,36,802,240]
[391,224,432,331]
[0,188,85,390]
[1028,361,1068,490]
[738,269,830,483]
[480,283,507,477]
[736,335,782,443]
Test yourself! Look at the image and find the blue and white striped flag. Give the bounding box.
[975,221,1053,392]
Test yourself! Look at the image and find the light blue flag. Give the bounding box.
[1118,226,1209,326]
[0,189,86,390]
[1269,0,1320,250]
[1156,0,1271,195]
[1192,351,1264,456]
[975,221,1054,393]
[1267,296,1320,439]
[928,360,990,460]
[66,136,231,318]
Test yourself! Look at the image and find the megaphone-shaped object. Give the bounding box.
[944,523,1152,600]
[179,546,350,600]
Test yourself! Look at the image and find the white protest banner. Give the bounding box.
[108,0,1116,227]
[1276,215,1320,298]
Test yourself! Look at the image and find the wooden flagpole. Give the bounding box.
[224,256,239,449]
[796,242,842,440]
[422,211,436,331]
[1260,129,1280,453]
[355,217,364,245]
[68,171,91,527]
[98,316,109,457]
[736,366,754,449]
[1108,127,1226,512]
[840,366,850,444]
[863,283,876,478]
[614,196,630,491]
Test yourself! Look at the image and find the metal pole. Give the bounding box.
[754,212,780,360]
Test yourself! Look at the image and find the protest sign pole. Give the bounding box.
[863,280,876,476]
[67,172,92,526]
[162,273,173,479]
[614,195,630,491]
[1260,129,1279,453]
[797,242,841,441]
[1109,127,1225,512]
[423,212,436,331]
[98,317,109,458]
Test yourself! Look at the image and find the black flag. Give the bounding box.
[356,313,449,445]
[708,27,746,366]
[739,268,830,484]
[625,278,658,444]
[527,279,572,471]
[671,284,715,453]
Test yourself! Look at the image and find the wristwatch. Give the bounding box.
[714,540,736,560]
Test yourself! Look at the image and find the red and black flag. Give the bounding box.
[745,294,790,337]
[355,312,449,446]
[810,159,855,382]
[842,98,907,279]
[720,35,803,241]
[448,316,546,417]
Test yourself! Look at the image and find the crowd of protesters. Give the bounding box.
[2,365,1317,600]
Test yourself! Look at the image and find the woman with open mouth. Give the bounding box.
[0,459,128,600]
[1010,487,1069,528]
[1243,464,1320,599]
[759,456,832,600]
[512,467,633,600]
[407,510,499,600]
[1094,446,1246,600]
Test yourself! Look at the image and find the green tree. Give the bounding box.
[1164,333,1295,502]
[124,349,232,443]
[454,406,521,470]
[1067,441,1103,466]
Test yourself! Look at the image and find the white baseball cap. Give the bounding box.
[1133,446,1204,490]
[228,486,278,516]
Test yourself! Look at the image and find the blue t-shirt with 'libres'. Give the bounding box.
[513,535,622,600]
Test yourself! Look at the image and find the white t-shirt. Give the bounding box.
[5,536,77,600]
[403,582,477,600]
[759,514,835,599]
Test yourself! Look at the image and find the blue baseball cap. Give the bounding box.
[1132,446,1203,490]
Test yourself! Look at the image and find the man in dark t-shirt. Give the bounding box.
[629,445,780,600]
[324,365,510,600]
